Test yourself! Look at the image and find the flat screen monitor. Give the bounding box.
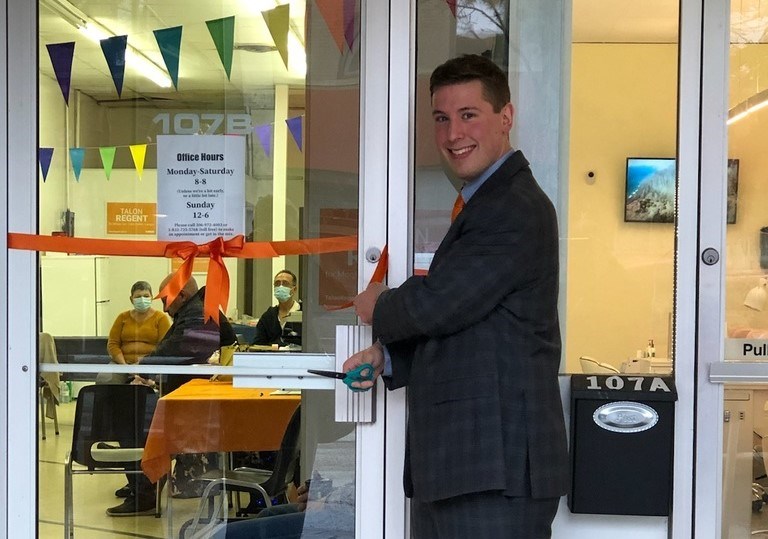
[624,157,739,224]
[624,157,676,223]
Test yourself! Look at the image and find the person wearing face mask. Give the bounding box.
[106,280,171,370]
[251,269,302,346]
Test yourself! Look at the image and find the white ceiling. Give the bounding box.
[38,0,768,107]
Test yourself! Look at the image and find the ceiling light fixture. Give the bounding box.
[727,87,768,125]
[40,0,172,89]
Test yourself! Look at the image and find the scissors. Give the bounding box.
[307,363,375,392]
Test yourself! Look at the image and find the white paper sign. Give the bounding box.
[157,135,245,242]
[725,338,768,360]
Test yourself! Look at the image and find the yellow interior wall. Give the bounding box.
[566,42,768,370]
[566,44,677,371]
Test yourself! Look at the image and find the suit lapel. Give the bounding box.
[429,150,530,271]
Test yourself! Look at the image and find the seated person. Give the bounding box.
[211,476,354,539]
[107,274,236,517]
[252,270,302,347]
[102,280,171,384]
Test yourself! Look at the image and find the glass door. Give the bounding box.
[7,0,389,537]
[711,1,768,537]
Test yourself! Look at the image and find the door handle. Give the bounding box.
[335,325,376,423]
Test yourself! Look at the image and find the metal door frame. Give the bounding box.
[0,0,406,536]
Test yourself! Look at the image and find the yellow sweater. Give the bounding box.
[107,310,171,364]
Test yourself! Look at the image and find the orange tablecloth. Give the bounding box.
[141,379,300,483]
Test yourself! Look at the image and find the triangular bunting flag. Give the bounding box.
[46,42,75,106]
[315,0,345,53]
[129,144,147,180]
[206,16,235,80]
[69,147,85,181]
[99,146,117,180]
[262,5,289,69]
[153,26,183,89]
[445,0,457,17]
[286,116,303,152]
[39,148,54,183]
[100,35,128,97]
[253,124,273,157]
[344,0,356,49]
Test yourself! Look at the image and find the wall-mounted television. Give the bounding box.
[625,158,676,223]
[624,157,739,223]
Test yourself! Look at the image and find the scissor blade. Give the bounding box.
[307,369,346,379]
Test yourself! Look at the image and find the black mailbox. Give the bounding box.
[569,374,677,516]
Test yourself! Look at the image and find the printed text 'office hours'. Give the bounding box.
[156,135,245,242]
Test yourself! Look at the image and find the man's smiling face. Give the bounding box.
[432,80,514,182]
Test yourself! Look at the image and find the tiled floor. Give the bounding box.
[38,400,203,539]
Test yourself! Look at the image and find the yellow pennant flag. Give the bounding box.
[129,144,147,180]
[262,4,289,69]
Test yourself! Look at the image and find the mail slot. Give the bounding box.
[569,374,677,516]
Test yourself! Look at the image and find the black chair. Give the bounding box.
[181,405,302,539]
[64,384,159,538]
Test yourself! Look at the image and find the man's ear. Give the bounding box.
[502,103,514,131]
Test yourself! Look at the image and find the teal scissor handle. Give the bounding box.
[343,363,375,392]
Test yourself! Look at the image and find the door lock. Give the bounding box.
[365,247,381,263]
[701,248,719,266]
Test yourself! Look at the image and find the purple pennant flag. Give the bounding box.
[344,0,356,49]
[100,35,128,97]
[46,42,75,106]
[254,124,273,157]
[39,148,54,182]
[285,116,303,152]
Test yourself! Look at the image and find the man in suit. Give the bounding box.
[343,54,569,538]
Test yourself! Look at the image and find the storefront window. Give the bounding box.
[37,0,360,536]
[413,1,679,377]
[566,1,679,376]
[723,2,768,536]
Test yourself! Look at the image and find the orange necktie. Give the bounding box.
[451,192,465,222]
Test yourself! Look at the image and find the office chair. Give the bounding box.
[181,405,302,539]
[64,384,159,538]
[38,332,60,440]
[579,356,621,374]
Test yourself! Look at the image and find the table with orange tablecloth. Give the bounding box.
[141,379,300,483]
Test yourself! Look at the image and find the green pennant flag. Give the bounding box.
[99,146,117,180]
[153,26,183,90]
[206,16,235,80]
[262,5,289,69]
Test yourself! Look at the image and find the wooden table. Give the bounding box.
[141,379,300,483]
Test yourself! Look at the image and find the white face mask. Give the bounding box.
[132,297,152,312]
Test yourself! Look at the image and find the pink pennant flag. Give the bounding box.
[253,124,273,157]
[316,0,346,53]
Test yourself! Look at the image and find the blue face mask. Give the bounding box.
[132,297,152,312]
[274,286,292,303]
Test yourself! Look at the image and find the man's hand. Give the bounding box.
[353,282,388,325]
[342,341,384,390]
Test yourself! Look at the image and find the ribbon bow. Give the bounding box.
[160,235,246,324]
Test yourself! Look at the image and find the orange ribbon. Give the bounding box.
[8,232,360,324]
[161,235,246,323]
[326,245,389,311]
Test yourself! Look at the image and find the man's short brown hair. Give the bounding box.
[429,54,511,113]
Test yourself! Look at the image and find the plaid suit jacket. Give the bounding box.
[374,150,569,502]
